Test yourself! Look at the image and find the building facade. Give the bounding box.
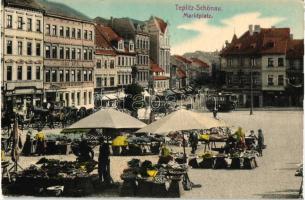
[109,18,150,89]
[147,16,170,91]
[220,25,304,107]
[41,1,95,108]
[2,0,44,108]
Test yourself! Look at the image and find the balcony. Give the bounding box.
[44,81,94,90]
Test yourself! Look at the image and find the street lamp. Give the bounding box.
[250,58,254,115]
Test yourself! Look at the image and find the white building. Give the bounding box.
[2,0,44,108]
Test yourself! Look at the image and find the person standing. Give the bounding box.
[213,107,218,119]
[257,129,265,156]
[98,137,110,184]
[78,138,94,162]
[190,132,199,154]
[35,128,46,156]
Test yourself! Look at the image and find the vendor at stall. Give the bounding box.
[234,127,246,150]
[78,138,94,162]
[112,133,128,155]
[158,144,173,164]
[35,128,46,156]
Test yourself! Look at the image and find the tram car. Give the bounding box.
[206,92,238,112]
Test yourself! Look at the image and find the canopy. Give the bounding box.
[137,109,226,135]
[66,108,146,130]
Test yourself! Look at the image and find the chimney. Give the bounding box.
[225,40,229,47]
[254,25,261,33]
[249,25,253,36]
[290,34,293,39]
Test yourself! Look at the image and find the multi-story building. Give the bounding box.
[109,18,150,89]
[94,24,118,106]
[147,16,170,91]
[150,60,168,94]
[285,39,304,106]
[2,0,44,108]
[96,25,136,90]
[220,25,303,107]
[171,55,191,88]
[40,0,95,108]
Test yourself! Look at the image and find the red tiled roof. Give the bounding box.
[95,25,123,43]
[150,63,164,72]
[95,25,116,55]
[155,17,167,34]
[221,28,291,56]
[191,58,210,68]
[286,39,304,59]
[177,68,186,78]
[153,76,168,80]
[174,55,192,64]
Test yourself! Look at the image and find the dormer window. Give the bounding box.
[129,41,134,52]
[118,40,124,50]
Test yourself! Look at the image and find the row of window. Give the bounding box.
[268,75,284,86]
[45,45,93,60]
[65,91,92,106]
[117,56,136,66]
[6,15,42,32]
[6,40,41,56]
[6,66,41,81]
[45,69,93,82]
[136,38,149,49]
[267,58,284,67]
[96,77,115,87]
[137,71,149,82]
[118,74,132,85]
[154,80,168,88]
[96,59,115,69]
[137,55,149,65]
[46,24,93,40]
[226,57,285,67]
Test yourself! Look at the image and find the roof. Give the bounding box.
[94,17,110,26]
[150,63,164,73]
[36,0,92,22]
[4,0,43,11]
[221,27,292,56]
[190,58,210,68]
[153,76,168,81]
[95,25,116,56]
[97,26,123,43]
[155,17,167,34]
[177,68,186,78]
[286,39,304,59]
[173,55,192,64]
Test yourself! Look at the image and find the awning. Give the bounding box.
[106,94,117,100]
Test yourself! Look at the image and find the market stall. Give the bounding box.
[120,158,189,197]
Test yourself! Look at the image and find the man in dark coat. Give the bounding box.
[190,132,199,154]
[98,137,110,184]
[78,138,94,162]
[257,129,264,156]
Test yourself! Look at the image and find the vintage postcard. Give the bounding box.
[1,0,303,198]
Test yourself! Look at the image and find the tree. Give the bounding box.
[124,83,144,118]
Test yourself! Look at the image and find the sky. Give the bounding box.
[48,0,304,55]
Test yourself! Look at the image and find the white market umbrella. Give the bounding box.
[137,109,225,134]
[66,108,146,130]
[137,109,227,159]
